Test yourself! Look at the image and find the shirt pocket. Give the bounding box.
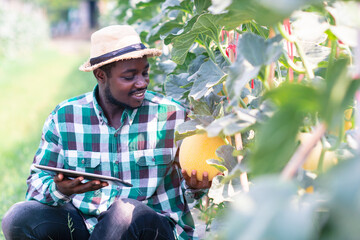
[135,148,173,166]
[65,150,101,171]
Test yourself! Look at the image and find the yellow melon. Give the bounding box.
[179,133,226,181]
[298,132,338,172]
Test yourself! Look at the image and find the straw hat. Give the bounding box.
[79,25,162,72]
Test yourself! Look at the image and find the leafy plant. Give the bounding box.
[114,0,360,239]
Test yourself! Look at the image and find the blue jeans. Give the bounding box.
[2,199,175,240]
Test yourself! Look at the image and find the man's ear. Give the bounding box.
[93,68,107,84]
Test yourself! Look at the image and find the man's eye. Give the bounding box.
[123,76,134,80]
[143,71,149,77]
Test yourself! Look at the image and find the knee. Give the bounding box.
[2,201,33,237]
[107,199,160,224]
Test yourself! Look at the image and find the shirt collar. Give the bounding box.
[92,84,139,126]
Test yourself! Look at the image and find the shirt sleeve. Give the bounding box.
[25,112,71,205]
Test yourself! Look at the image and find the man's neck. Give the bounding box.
[97,90,125,129]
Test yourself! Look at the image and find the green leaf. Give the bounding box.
[211,0,324,27]
[188,60,225,100]
[157,60,177,74]
[291,11,329,44]
[226,33,283,99]
[317,157,360,239]
[216,145,238,172]
[190,93,224,116]
[165,73,190,101]
[146,20,183,42]
[168,13,222,64]
[219,176,318,240]
[326,2,360,47]
[208,175,243,204]
[164,14,200,45]
[174,119,204,142]
[174,115,215,142]
[190,97,212,116]
[321,58,357,128]
[207,159,228,172]
[194,0,212,14]
[206,108,258,137]
[240,33,284,66]
[265,83,321,113]
[188,54,208,75]
[249,107,301,176]
[210,1,253,28]
[160,0,181,10]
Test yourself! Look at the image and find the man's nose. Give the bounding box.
[135,75,148,88]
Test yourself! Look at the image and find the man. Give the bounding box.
[2,25,210,240]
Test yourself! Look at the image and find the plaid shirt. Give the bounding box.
[26,85,196,240]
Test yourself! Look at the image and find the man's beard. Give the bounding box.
[104,84,139,110]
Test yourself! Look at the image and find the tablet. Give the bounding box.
[33,164,133,187]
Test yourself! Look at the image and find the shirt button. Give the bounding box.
[81,159,85,164]
[152,158,155,162]
[115,161,119,165]
[114,132,118,137]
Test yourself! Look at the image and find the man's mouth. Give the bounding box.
[130,89,146,98]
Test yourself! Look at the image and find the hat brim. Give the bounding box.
[79,48,162,72]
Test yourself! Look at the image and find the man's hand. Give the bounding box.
[181,169,212,189]
[54,173,108,196]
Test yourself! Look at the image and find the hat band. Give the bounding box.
[90,43,146,66]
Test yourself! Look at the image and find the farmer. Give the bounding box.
[2,25,210,240]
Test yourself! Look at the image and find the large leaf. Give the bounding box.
[210,0,323,27]
[188,60,225,100]
[146,19,184,42]
[166,13,222,64]
[264,83,321,113]
[226,33,283,99]
[249,107,301,176]
[216,145,238,172]
[190,93,224,117]
[291,11,329,44]
[216,176,318,240]
[208,175,243,204]
[205,145,238,173]
[194,0,212,14]
[174,116,214,142]
[206,108,257,137]
[320,58,359,128]
[326,2,360,47]
[317,157,360,239]
[290,11,330,69]
[164,73,190,101]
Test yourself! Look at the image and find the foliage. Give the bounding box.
[0,46,94,239]
[0,1,49,61]
[27,0,79,24]
[114,0,360,239]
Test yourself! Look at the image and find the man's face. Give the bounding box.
[103,57,150,109]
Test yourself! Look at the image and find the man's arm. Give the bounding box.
[26,113,107,205]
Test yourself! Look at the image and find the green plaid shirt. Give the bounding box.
[26,85,196,239]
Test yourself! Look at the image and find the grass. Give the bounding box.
[0,41,96,238]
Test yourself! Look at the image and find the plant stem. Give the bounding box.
[217,40,232,65]
[277,22,314,79]
[239,97,247,108]
[326,39,337,80]
[294,41,314,79]
[277,22,295,42]
[281,123,327,180]
[284,54,306,74]
[204,40,216,63]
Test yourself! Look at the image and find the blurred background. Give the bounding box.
[0,1,119,237]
